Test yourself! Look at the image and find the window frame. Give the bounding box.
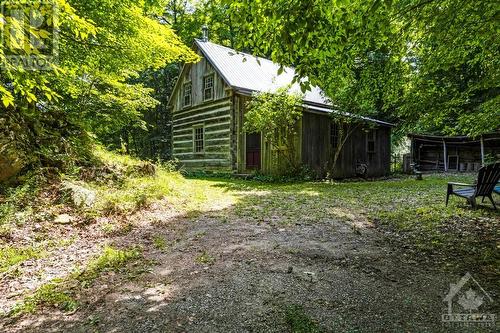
[366,129,377,162]
[193,125,205,154]
[182,81,192,108]
[330,122,339,151]
[203,74,214,101]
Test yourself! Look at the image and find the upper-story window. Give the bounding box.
[203,74,214,101]
[183,82,192,107]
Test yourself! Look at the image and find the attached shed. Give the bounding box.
[168,38,394,178]
[408,133,500,172]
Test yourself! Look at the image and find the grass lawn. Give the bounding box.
[200,173,499,286]
[2,162,499,331]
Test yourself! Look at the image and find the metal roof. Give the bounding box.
[307,104,395,127]
[195,39,330,106]
[408,132,500,143]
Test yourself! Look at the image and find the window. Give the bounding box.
[183,82,192,107]
[194,126,204,153]
[203,75,214,101]
[330,122,339,150]
[367,129,376,162]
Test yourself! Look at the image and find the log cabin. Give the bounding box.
[168,36,394,178]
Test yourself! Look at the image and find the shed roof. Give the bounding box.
[408,132,500,143]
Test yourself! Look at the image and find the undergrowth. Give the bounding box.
[9,246,141,316]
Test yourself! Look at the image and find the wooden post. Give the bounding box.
[443,140,448,172]
[480,135,485,166]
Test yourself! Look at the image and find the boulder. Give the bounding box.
[0,155,24,183]
[54,214,75,224]
[62,181,97,208]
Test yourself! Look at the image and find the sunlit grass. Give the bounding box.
[10,246,141,316]
[0,245,45,274]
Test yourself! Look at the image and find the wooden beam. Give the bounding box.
[480,135,485,166]
[443,140,448,172]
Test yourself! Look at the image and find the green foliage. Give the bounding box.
[244,87,303,175]
[226,0,499,137]
[0,171,46,227]
[1,0,197,179]
[0,245,45,274]
[153,236,168,250]
[76,246,142,285]
[195,251,216,265]
[10,279,78,316]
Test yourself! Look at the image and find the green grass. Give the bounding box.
[10,246,141,316]
[199,174,499,284]
[153,236,168,250]
[284,304,322,333]
[0,245,45,274]
[75,246,142,286]
[195,251,216,265]
[10,279,78,315]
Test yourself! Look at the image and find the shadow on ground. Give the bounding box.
[3,178,499,333]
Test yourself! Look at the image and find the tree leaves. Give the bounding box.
[226,0,499,136]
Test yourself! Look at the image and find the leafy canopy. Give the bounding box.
[227,0,500,137]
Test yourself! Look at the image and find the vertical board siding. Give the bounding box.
[302,111,391,178]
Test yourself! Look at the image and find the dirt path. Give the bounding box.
[1,180,491,332]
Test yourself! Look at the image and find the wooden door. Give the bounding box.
[246,133,261,170]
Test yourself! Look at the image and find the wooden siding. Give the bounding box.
[302,112,391,178]
[172,56,229,111]
[170,47,234,170]
[170,48,392,176]
[235,94,252,173]
[172,97,232,169]
[301,112,330,174]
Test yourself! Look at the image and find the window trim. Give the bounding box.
[193,125,205,154]
[330,122,339,151]
[367,129,376,162]
[203,74,214,101]
[182,81,192,108]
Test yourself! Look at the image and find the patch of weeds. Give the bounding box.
[10,246,141,317]
[195,251,216,265]
[194,231,207,239]
[153,236,168,250]
[100,222,134,236]
[0,245,45,273]
[86,314,101,326]
[93,167,187,216]
[101,222,116,235]
[10,279,78,316]
[0,223,13,239]
[284,304,322,333]
[75,246,142,287]
[126,259,155,280]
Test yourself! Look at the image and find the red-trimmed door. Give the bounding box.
[246,133,261,170]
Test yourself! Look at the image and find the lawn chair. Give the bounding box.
[446,162,500,210]
[494,182,500,195]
